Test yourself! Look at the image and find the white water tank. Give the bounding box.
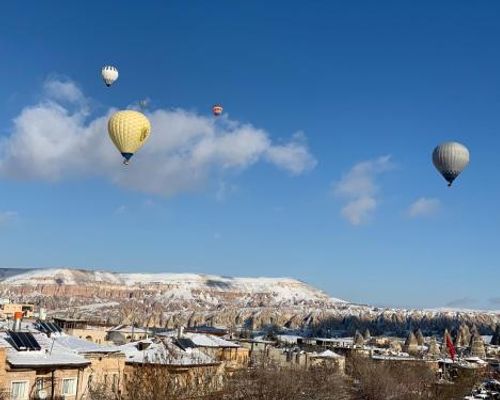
[38,308,47,321]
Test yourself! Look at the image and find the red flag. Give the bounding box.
[446,334,456,361]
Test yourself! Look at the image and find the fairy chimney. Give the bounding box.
[404,331,418,354]
[427,336,440,358]
[491,325,500,346]
[414,329,425,346]
[390,340,402,353]
[363,329,371,341]
[354,330,364,347]
[469,333,486,358]
[455,324,471,347]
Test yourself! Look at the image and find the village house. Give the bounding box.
[157,329,249,368]
[51,317,111,345]
[118,337,225,396]
[46,334,126,398]
[308,349,346,373]
[0,301,35,320]
[0,331,90,399]
[106,325,150,344]
[0,313,127,400]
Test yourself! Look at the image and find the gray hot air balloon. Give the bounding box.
[432,141,470,186]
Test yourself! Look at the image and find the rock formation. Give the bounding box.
[0,268,498,336]
[469,333,486,358]
[414,328,425,346]
[491,324,500,346]
[404,331,418,354]
[427,336,440,358]
[354,330,364,347]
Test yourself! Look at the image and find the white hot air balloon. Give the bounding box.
[432,141,470,187]
[101,65,119,87]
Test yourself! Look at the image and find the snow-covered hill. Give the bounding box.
[0,267,346,305]
[0,268,497,336]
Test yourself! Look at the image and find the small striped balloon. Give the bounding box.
[432,141,470,186]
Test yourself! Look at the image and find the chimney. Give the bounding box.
[39,308,47,321]
[13,311,23,331]
[177,326,184,339]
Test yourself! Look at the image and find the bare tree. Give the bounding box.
[213,359,351,400]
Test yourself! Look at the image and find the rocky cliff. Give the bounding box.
[0,268,498,336]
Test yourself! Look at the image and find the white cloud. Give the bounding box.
[114,205,127,215]
[340,196,376,226]
[43,79,85,104]
[265,134,317,175]
[407,197,441,218]
[0,79,316,197]
[0,211,18,225]
[333,156,393,225]
[215,181,238,202]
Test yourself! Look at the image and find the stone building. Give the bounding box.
[0,331,90,399]
[174,332,249,368]
[308,350,345,373]
[120,338,225,396]
[48,334,126,397]
[0,302,35,319]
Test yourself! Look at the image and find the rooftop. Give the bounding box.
[119,338,219,367]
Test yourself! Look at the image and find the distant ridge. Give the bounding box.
[0,267,497,336]
[0,267,346,304]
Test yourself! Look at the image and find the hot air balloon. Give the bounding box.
[432,141,470,186]
[212,104,223,116]
[108,110,151,165]
[101,65,119,87]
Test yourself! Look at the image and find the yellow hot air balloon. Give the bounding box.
[108,110,151,165]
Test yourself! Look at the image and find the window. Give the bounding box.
[62,378,77,396]
[112,375,118,392]
[36,378,44,391]
[11,381,28,400]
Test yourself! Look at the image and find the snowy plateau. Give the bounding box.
[0,267,498,335]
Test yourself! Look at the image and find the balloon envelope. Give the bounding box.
[101,65,119,87]
[432,141,470,186]
[212,104,223,116]
[108,110,151,164]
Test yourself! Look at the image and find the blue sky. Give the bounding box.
[0,1,499,309]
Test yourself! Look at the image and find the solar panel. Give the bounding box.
[23,332,41,350]
[36,321,63,334]
[174,338,196,351]
[9,331,41,351]
[48,322,62,333]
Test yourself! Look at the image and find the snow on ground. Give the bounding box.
[75,301,120,311]
[0,268,121,286]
